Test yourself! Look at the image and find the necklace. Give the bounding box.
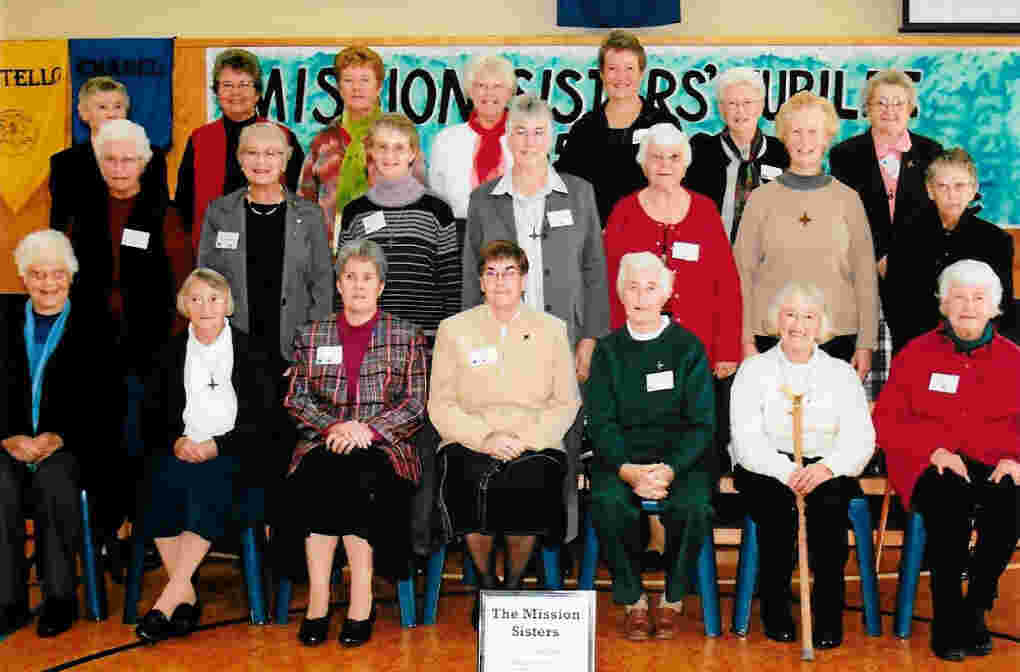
[248,201,281,216]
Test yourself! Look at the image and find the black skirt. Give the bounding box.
[440,443,566,539]
[140,454,243,541]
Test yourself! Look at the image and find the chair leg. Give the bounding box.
[894,512,926,639]
[579,511,599,591]
[274,577,293,625]
[423,545,447,626]
[540,544,562,590]
[79,490,107,621]
[732,515,759,637]
[462,547,477,586]
[875,483,893,570]
[697,533,722,637]
[122,533,146,625]
[848,497,882,636]
[240,527,267,625]
[397,576,416,628]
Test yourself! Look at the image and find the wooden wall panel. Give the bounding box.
[168,45,208,197]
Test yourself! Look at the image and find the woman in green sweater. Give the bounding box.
[587,251,715,642]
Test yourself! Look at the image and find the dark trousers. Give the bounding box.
[733,462,861,628]
[911,458,1019,635]
[755,334,857,364]
[0,451,80,605]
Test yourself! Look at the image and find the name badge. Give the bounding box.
[547,209,573,228]
[469,346,498,367]
[879,155,902,180]
[315,345,343,365]
[928,372,959,394]
[216,231,240,250]
[632,128,649,145]
[671,241,699,262]
[761,164,783,180]
[121,228,150,250]
[646,370,674,392]
[363,211,386,235]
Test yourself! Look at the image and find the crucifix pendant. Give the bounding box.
[208,374,218,391]
[528,228,542,241]
[798,212,811,228]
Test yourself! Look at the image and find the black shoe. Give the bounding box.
[640,550,665,572]
[761,602,795,643]
[932,638,967,662]
[338,606,375,647]
[37,596,77,638]
[0,601,32,636]
[967,609,993,656]
[298,611,331,646]
[135,609,173,643]
[813,624,843,649]
[170,601,202,637]
[102,537,128,585]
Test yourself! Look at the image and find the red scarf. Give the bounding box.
[468,109,507,185]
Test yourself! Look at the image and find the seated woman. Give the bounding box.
[586,252,715,641]
[874,259,1020,662]
[430,240,581,628]
[135,269,276,643]
[1,230,113,638]
[730,282,875,649]
[282,240,427,648]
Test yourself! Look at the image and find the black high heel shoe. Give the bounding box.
[338,604,376,647]
[135,609,173,643]
[298,609,332,646]
[170,600,202,637]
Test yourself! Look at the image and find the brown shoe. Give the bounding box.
[623,607,651,641]
[654,604,678,640]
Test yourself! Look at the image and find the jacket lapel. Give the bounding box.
[863,137,892,232]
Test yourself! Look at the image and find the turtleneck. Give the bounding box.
[777,171,833,191]
[942,319,994,354]
[366,174,427,208]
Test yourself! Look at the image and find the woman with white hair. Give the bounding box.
[587,251,715,641]
[682,67,789,243]
[875,259,1020,661]
[730,282,875,649]
[554,30,682,226]
[2,231,116,638]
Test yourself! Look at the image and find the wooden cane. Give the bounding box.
[875,477,893,571]
[789,392,815,661]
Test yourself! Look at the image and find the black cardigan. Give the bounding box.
[885,206,1015,353]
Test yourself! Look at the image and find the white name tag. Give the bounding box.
[469,346,498,367]
[646,370,674,392]
[216,231,240,250]
[547,209,573,228]
[671,241,700,262]
[632,128,649,145]
[761,164,783,180]
[363,211,386,235]
[928,372,959,394]
[315,345,343,365]
[120,228,150,249]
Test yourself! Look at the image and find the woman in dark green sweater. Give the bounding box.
[587,251,715,641]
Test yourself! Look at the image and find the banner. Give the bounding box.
[557,0,681,27]
[70,38,174,148]
[207,45,1020,228]
[0,40,69,214]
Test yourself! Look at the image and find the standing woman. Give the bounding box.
[554,30,682,226]
[734,91,878,380]
[428,54,516,248]
[177,49,305,249]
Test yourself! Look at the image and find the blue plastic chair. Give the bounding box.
[732,496,882,637]
[79,490,107,621]
[578,499,722,637]
[274,570,416,627]
[893,511,927,639]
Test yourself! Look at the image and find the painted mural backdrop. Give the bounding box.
[208,45,1020,227]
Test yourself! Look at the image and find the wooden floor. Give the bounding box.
[4,549,1018,672]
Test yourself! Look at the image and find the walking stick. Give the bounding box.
[789,391,815,661]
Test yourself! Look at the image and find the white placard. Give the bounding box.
[479,591,595,672]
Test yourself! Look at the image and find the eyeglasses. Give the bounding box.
[219,81,255,91]
[27,269,69,283]
[871,98,908,110]
[648,152,685,164]
[931,181,975,195]
[240,149,285,161]
[483,267,521,281]
[722,98,762,111]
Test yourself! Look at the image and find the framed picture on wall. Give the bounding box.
[902,0,1020,32]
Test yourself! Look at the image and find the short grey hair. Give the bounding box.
[506,93,552,130]
[937,259,1003,314]
[617,251,674,299]
[238,122,293,162]
[636,123,692,168]
[177,268,235,317]
[95,119,153,164]
[715,67,766,101]
[14,230,79,278]
[765,282,833,341]
[861,69,918,118]
[336,238,388,283]
[464,55,516,97]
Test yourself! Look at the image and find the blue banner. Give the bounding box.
[70,38,173,148]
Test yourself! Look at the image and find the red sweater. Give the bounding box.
[873,326,1020,509]
[602,190,742,367]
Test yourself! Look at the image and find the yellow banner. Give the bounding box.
[0,40,69,214]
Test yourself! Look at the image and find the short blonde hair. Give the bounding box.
[617,251,673,300]
[598,30,646,73]
[464,55,516,97]
[636,123,692,169]
[78,76,130,110]
[237,122,293,162]
[334,46,384,85]
[861,69,918,118]
[14,229,79,278]
[774,91,840,146]
[926,148,978,185]
[765,282,833,342]
[177,268,235,317]
[367,113,420,155]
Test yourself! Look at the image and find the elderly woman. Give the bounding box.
[300,46,425,249]
[177,48,304,249]
[734,91,878,380]
[135,269,276,642]
[431,240,581,628]
[339,114,459,336]
[730,283,875,649]
[682,67,789,243]
[428,54,516,244]
[885,149,1015,353]
[1,231,114,638]
[587,252,715,641]
[874,260,1020,661]
[281,240,427,647]
[198,121,334,371]
[555,30,682,226]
